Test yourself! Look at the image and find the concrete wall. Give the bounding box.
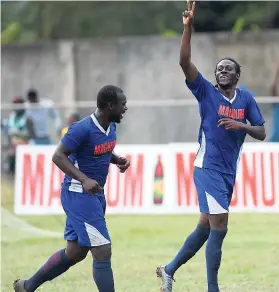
[212,30,279,96]
[2,30,278,143]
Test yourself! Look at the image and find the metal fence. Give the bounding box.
[1,97,279,145]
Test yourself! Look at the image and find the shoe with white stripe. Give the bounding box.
[156,266,175,292]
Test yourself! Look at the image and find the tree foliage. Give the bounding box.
[1,1,279,44]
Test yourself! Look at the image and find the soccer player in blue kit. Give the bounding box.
[156,2,266,292]
[14,85,129,292]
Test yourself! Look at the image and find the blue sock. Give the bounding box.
[24,249,73,292]
[93,260,115,292]
[165,225,210,277]
[206,229,228,292]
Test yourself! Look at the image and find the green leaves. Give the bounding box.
[1,1,278,44]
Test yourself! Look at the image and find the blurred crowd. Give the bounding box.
[1,62,279,175]
[1,88,80,173]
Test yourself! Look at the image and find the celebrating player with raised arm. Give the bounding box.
[156,1,266,292]
[14,85,129,292]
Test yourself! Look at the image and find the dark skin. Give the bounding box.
[180,0,265,229]
[52,93,129,263]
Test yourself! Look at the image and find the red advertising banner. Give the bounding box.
[14,144,279,215]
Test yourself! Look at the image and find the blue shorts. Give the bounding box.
[61,189,111,247]
[193,167,236,214]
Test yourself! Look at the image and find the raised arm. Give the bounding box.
[179,0,198,83]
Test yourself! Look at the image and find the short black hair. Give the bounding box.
[97,85,123,109]
[27,89,38,99]
[215,57,241,75]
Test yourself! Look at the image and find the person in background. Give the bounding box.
[5,96,34,173]
[269,63,279,142]
[60,113,81,138]
[26,88,62,145]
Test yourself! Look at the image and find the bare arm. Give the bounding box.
[52,142,88,183]
[111,152,120,164]
[27,118,36,139]
[219,115,266,141]
[110,151,131,173]
[242,124,266,141]
[179,1,198,83]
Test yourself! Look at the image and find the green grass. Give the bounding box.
[2,181,279,292]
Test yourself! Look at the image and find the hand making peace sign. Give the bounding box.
[182,0,196,26]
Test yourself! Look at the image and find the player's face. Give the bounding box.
[215,59,239,88]
[109,94,127,123]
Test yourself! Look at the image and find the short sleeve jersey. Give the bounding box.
[186,72,264,175]
[61,114,116,193]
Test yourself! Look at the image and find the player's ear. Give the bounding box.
[107,102,113,110]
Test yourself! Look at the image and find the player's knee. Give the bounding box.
[65,241,89,264]
[91,243,112,261]
[199,213,210,228]
[209,213,228,230]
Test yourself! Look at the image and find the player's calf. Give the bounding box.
[14,241,88,292]
[91,243,115,292]
[163,214,210,278]
[206,213,228,292]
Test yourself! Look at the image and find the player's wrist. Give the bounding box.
[240,123,248,131]
[183,24,192,29]
[79,176,89,184]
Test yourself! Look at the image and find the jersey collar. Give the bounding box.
[221,90,237,104]
[91,113,110,136]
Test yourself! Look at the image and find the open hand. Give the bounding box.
[182,0,196,26]
[218,118,245,131]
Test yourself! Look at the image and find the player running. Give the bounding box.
[156,1,266,292]
[14,85,129,292]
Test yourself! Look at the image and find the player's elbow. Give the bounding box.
[52,151,60,165]
[179,58,190,71]
[52,149,65,166]
[259,132,266,141]
[52,142,71,165]
[258,127,266,141]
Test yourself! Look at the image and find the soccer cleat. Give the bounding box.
[156,266,175,292]
[13,279,27,292]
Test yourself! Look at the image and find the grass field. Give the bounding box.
[1,181,279,292]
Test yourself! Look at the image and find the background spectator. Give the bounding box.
[26,89,62,145]
[5,96,34,173]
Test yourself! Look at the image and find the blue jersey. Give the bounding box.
[61,114,116,194]
[186,72,264,175]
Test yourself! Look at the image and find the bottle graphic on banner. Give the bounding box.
[153,154,164,205]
